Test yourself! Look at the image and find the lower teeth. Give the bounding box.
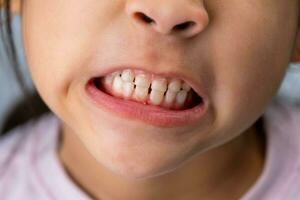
[93,78,202,110]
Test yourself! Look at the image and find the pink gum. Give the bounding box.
[111,69,189,86]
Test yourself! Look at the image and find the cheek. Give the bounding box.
[21,0,109,112]
[205,1,297,134]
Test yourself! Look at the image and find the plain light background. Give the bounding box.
[1,14,300,132]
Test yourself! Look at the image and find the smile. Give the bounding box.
[85,67,208,127]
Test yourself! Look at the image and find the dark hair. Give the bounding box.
[0,0,50,135]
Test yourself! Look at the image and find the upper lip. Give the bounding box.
[90,63,209,104]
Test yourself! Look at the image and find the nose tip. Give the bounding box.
[126,0,209,38]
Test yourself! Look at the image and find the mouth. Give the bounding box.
[85,68,208,127]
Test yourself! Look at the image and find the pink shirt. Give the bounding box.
[1,99,300,200]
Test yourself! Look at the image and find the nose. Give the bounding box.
[125,0,209,38]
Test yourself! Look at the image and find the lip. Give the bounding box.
[84,66,209,128]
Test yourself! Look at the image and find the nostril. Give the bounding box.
[173,21,195,31]
[134,12,155,24]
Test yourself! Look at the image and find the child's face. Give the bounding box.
[22,0,299,178]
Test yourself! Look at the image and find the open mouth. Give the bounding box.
[85,68,207,127]
[92,69,203,111]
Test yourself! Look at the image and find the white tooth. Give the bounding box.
[164,90,177,105]
[121,69,134,82]
[149,90,164,105]
[104,75,114,86]
[134,74,151,88]
[112,76,123,97]
[133,86,148,101]
[176,90,188,105]
[151,79,167,92]
[182,82,191,91]
[111,71,122,77]
[123,82,134,98]
[168,79,181,92]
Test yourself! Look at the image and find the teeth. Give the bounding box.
[123,82,134,98]
[121,69,134,82]
[103,69,194,109]
[163,90,177,106]
[112,76,124,97]
[176,90,188,105]
[149,90,164,105]
[151,78,167,93]
[104,75,114,86]
[133,86,148,101]
[112,71,122,77]
[182,82,191,91]
[134,74,151,88]
[168,79,181,92]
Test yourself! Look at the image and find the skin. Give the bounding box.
[18,0,300,199]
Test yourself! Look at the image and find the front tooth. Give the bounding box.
[168,79,181,92]
[182,82,191,91]
[149,90,164,105]
[133,86,148,101]
[121,69,134,82]
[112,76,124,97]
[134,74,151,88]
[151,79,167,93]
[176,90,188,105]
[123,82,134,98]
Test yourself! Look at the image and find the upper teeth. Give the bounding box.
[134,74,151,88]
[103,69,193,109]
[168,79,181,92]
[151,78,167,93]
[121,69,135,82]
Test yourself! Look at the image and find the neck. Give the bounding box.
[58,121,265,200]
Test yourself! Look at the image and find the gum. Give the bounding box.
[110,69,187,88]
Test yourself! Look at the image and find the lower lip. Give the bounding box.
[85,78,208,128]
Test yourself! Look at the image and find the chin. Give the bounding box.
[97,148,192,180]
[107,162,182,180]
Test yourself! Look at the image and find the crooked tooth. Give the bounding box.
[151,79,167,93]
[123,82,134,98]
[176,90,188,105]
[121,69,134,82]
[149,90,164,105]
[168,79,181,92]
[135,74,151,88]
[133,86,148,101]
[112,76,124,97]
[182,82,191,91]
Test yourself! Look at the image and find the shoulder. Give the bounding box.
[0,112,56,168]
[264,100,300,131]
[0,118,35,169]
[242,101,300,200]
[0,112,58,199]
[263,100,300,153]
[258,100,300,198]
